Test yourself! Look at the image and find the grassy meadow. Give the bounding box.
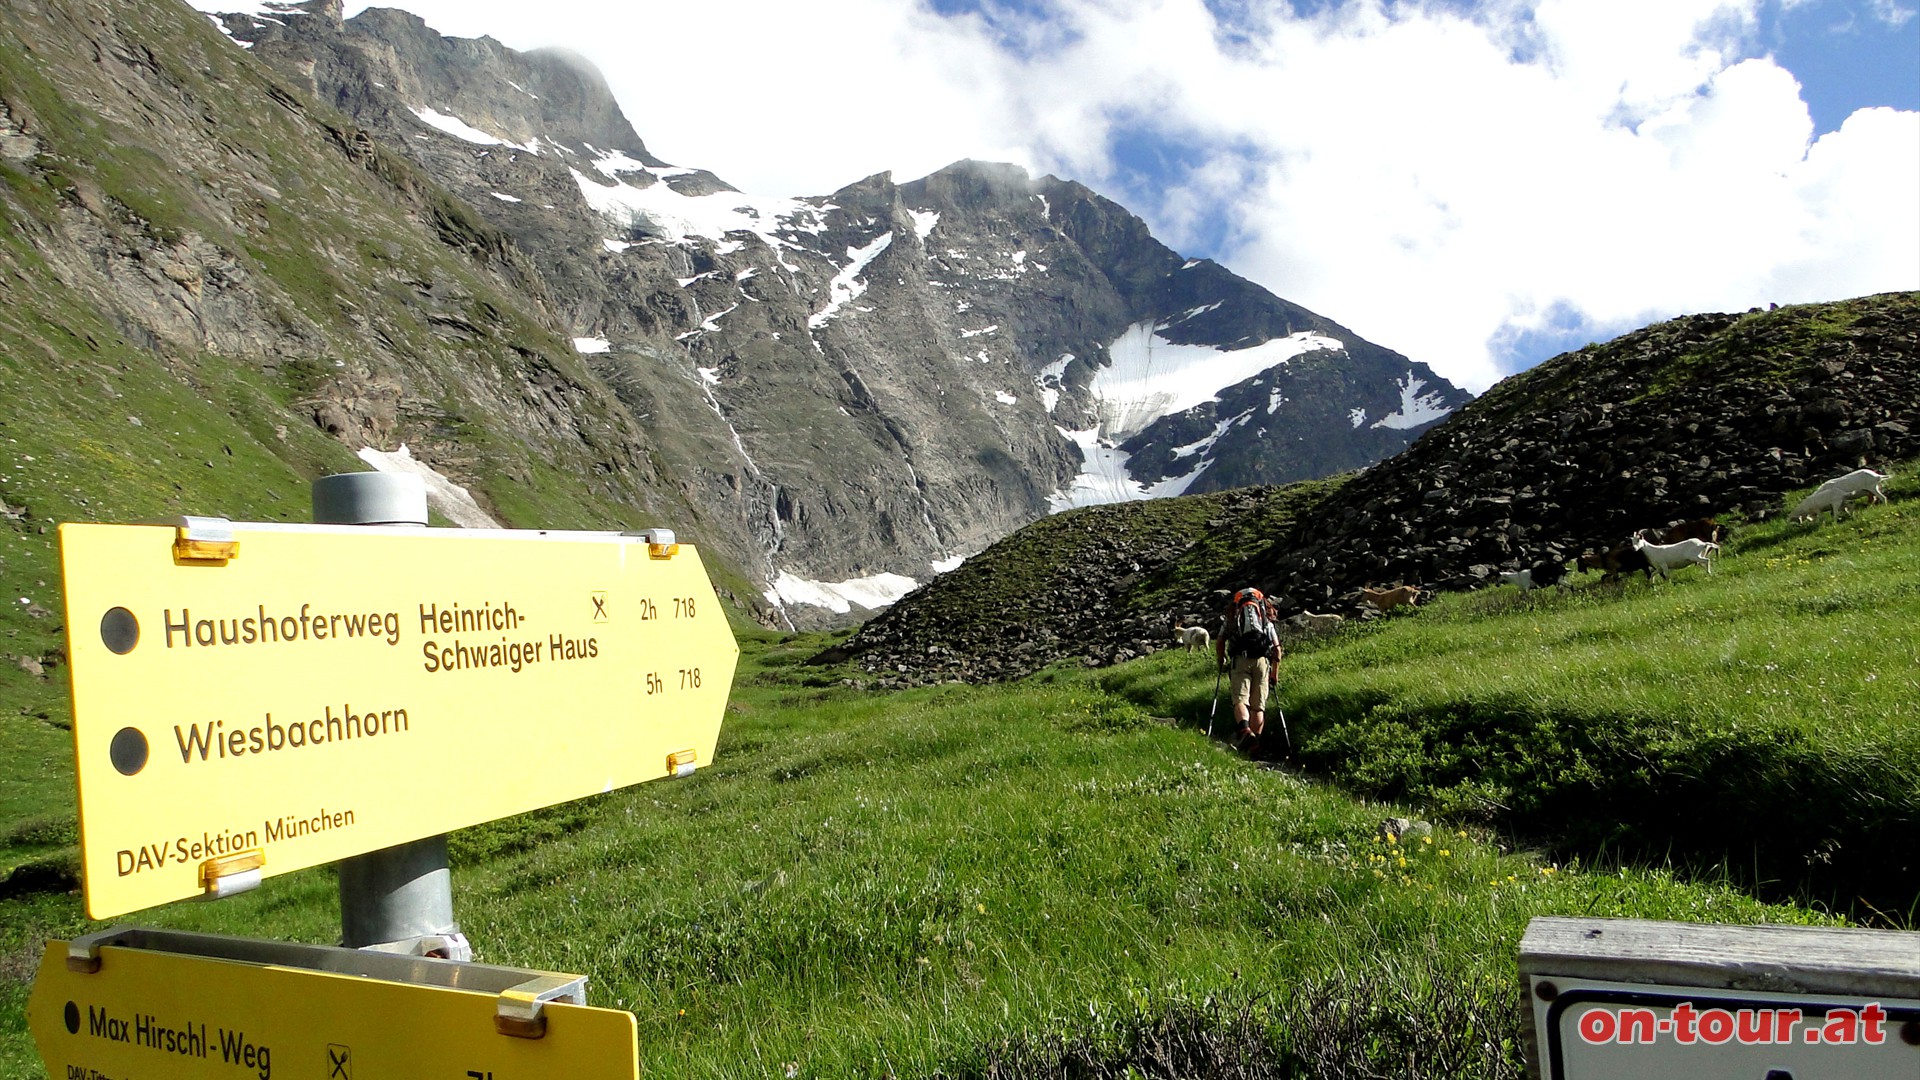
[1,463,1915,1078]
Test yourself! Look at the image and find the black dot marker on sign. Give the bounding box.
[64,1001,79,1034]
[101,607,139,654]
[110,727,149,776]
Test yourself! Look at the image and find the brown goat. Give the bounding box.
[1650,517,1723,546]
[1360,584,1421,611]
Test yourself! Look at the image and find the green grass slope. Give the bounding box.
[0,640,1838,1080]
[8,466,1914,1076]
[0,0,733,614]
[1271,460,1920,918]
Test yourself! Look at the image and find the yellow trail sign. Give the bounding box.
[59,521,738,919]
[29,928,638,1079]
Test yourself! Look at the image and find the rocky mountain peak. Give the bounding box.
[253,8,1470,622]
[9,0,1471,628]
[912,159,1043,208]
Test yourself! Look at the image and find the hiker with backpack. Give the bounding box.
[1214,587,1283,750]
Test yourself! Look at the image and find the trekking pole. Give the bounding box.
[1207,663,1223,738]
[1275,703,1292,755]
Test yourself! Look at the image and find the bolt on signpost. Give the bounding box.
[32,471,739,1079]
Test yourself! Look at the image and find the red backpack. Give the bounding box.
[1228,588,1271,659]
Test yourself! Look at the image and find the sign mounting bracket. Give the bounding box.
[172,515,240,564]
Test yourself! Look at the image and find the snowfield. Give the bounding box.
[1048,324,1344,509]
[1371,373,1454,430]
[763,570,920,615]
[1090,323,1342,442]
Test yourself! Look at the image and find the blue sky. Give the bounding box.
[299,0,1919,392]
[1765,0,1920,131]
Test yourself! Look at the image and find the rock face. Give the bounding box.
[835,293,1920,683]
[1244,295,1920,608]
[811,489,1282,687]
[202,3,1467,625]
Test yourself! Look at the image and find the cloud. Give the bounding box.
[337,0,1917,393]
[340,0,1039,188]
[1866,0,1918,28]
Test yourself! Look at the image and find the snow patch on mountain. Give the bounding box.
[1149,458,1213,499]
[570,151,833,264]
[1048,421,1222,510]
[1091,323,1341,442]
[409,107,542,154]
[572,337,610,354]
[586,147,651,177]
[765,569,920,614]
[356,444,502,528]
[809,233,894,329]
[1174,412,1246,462]
[1049,428,1138,510]
[965,249,1041,282]
[1047,326,1347,510]
[1370,373,1455,430]
[677,303,738,339]
[1033,355,1072,414]
[187,0,290,44]
[1171,302,1223,324]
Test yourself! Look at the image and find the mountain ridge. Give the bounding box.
[202,1,1469,622]
[830,291,1920,684]
[3,0,1466,636]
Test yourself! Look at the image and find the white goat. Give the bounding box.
[1789,486,1850,524]
[1290,611,1344,634]
[1500,559,1570,592]
[1821,468,1889,504]
[1791,468,1891,524]
[1498,569,1534,591]
[1175,625,1211,652]
[1631,536,1718,579]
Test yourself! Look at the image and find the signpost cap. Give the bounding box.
[313,472,428,526]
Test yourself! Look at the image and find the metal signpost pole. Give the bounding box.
[39,487,735,1078]
[313,471,472,960]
